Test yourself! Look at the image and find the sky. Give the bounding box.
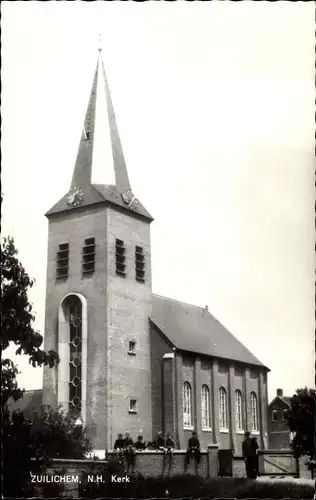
[2,2,315,403]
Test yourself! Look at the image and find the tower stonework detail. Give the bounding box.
[42,50,153,451]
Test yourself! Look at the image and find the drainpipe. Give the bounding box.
[173,348,180,449]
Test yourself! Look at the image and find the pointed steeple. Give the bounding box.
[70,48,131,193]
[71,59,99,188]
[46,45,153,222]
[99,53,131,193]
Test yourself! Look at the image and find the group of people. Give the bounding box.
[114,430,259,478]
[113,430,201,472]
[242,432,259,479]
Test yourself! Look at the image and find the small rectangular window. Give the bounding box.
[135,246,145,282]
[115,239,126,277]
[129,399,137,413]
[128,341,136,355]
[82,237,95,275]
[56,243,69,280]
[282,410,288,421]
[272,409,278,422]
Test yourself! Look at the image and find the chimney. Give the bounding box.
[276,388,283,397]
[205,305,208,312]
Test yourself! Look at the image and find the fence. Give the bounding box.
[258,450,299,477]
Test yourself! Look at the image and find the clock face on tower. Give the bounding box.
[66,185,84,207]
[121,189,138,210]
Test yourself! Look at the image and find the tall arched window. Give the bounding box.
[201,385,211,429]
[183,382,193,428]
[219,387,228,430]
[68,297,82,416]
[58,293,87,422]
[235,390,243,431]
[250,392,258,431]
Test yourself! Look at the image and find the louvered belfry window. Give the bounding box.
[56,243,69,280]
[68,297,82,416]
[115,239,126,276]
[135,246,145,282]
[82,237,95,274]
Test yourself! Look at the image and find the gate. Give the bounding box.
[218,449,233,477]
[258,450,299,477]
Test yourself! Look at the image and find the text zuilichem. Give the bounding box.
[30,474,79,483]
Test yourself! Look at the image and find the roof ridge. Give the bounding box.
[152,293,206,311]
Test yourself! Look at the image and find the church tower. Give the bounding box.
[42,47,153,451]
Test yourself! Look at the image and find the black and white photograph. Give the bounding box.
[2,2,315,499]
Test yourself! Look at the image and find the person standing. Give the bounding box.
[242,432,257,479]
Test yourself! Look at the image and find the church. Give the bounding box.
[38,48,270,456]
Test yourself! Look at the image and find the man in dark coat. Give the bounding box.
[185,431,201,470]
[242,432,258,479]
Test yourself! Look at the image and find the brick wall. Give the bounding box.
[107,449,212,478]
[105,207,153,448]
[30,447,219,497]
[43,204,153,451]
[31,459,108,498]
[43,206,109,449]
[173,352,267,453]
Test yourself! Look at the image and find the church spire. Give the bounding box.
[71,58,99,188]
[99,50,131,193]
[70,45,131,193]
[46,41,153,221]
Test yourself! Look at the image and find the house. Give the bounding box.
[268,388,293,449]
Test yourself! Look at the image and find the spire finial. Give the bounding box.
[98,32,104,53]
